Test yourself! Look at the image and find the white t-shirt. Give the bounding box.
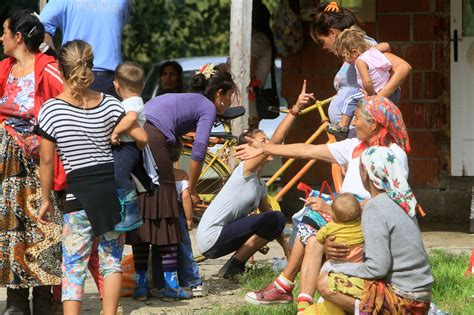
[327,138,408,199]
[119,96,146,142]
[175,179,189,202]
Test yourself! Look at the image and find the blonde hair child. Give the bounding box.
[336,25,410,99]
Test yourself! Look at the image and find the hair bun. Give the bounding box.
[190,73,207,91]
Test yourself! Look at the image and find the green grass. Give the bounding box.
[429,250,474,314]
[205,250,474,315]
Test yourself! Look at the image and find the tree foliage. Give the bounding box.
[122,0,232,71]
[0,0,278,70]
[123,0,278,72]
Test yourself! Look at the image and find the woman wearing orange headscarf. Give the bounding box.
[238,95,411,312]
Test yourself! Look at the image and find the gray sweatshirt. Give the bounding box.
[333,193,433,292]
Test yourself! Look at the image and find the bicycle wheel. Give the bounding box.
[178,147,231,222]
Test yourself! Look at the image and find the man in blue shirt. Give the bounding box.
[40,0,131,97]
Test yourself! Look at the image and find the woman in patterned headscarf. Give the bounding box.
[351,94,410,158]
[312,146,432,315]
[239,95,412,310]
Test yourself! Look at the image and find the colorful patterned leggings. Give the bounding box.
[61,210,124,302]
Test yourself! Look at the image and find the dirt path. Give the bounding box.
[0,229,471,314]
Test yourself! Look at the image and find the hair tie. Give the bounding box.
[30,12,40,20]
[27,25,37,38]
[39,42,49,53]
[325,2,340,13]
[196,63,216,79]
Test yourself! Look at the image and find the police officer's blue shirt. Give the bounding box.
[40,0,130,72]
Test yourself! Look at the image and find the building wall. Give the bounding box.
[280,0,458,221]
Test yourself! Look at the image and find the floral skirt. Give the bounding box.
[326,273,431,315]
[0,129,62,288]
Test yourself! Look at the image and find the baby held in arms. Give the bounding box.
[317,192,364,266]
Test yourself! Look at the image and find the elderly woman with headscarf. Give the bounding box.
[312,145,433,315]
[237,95,411,311]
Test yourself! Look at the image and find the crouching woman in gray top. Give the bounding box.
[196,81,313,279]
[314,145,433,315]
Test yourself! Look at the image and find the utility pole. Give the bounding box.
[229,0,252,140]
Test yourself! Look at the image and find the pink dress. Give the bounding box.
[356,47,392,93]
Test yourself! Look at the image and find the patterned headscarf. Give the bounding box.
[360,146,417,216]
[353,95,410,158]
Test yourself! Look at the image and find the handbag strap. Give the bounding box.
[270,60,277,91]
[319,180,335,200]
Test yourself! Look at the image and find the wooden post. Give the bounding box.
[39,0,47,11]
[229,0,252,138]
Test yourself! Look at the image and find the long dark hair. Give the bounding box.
[252,0,276,61]
[158,60,183,94]
[310,2,362,38]
[6,9,44,53]
[190,63,238,103]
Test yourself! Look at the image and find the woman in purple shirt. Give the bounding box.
[126,63,237,300]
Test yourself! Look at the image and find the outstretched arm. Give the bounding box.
[236,141,337,164]
[270,80,314,144]
[243,80,314,175]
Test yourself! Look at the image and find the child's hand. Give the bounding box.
[187,219,193,231]
[306,197,331,213]
[110,133,120,145]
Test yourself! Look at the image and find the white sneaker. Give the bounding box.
[191,284,208,297]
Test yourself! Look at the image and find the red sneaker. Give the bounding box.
[245,281,293,305]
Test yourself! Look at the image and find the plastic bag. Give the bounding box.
[288,182,335,246]
[120,254,136,297]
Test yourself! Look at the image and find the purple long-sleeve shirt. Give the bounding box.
[144,93,217,161]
